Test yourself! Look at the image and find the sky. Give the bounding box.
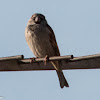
[0,0,100,100]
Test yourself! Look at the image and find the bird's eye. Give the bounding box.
[40,17,45,20]
[33,17,35,20]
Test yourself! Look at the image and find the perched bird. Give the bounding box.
[25,13,69,88]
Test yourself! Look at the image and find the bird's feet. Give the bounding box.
[44,55,49,65]
[30,57,36,63]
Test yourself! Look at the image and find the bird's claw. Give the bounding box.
[30,57,36,63]
[44,55,49,65]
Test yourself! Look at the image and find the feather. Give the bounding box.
[47,24,69,88]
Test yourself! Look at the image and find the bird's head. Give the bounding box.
[28,13,47,26]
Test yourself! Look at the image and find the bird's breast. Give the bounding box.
[25,25,55,57]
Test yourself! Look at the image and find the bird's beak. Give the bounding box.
[35,16,41,24]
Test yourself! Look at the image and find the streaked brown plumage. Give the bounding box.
[25,13,69,88]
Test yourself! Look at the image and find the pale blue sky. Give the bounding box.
[0,0,100,100]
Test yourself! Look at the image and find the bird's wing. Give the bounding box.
[47,24,60,56]
[47,24,68,88]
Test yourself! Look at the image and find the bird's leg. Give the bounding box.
[44,55,49,65]
[30,57,36,63]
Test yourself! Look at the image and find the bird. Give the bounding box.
[25,13,69,88]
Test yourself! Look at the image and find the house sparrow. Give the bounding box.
[25,13,69,88]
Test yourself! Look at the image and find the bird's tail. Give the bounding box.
[51,61,69,88]
[56,70,69,88]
